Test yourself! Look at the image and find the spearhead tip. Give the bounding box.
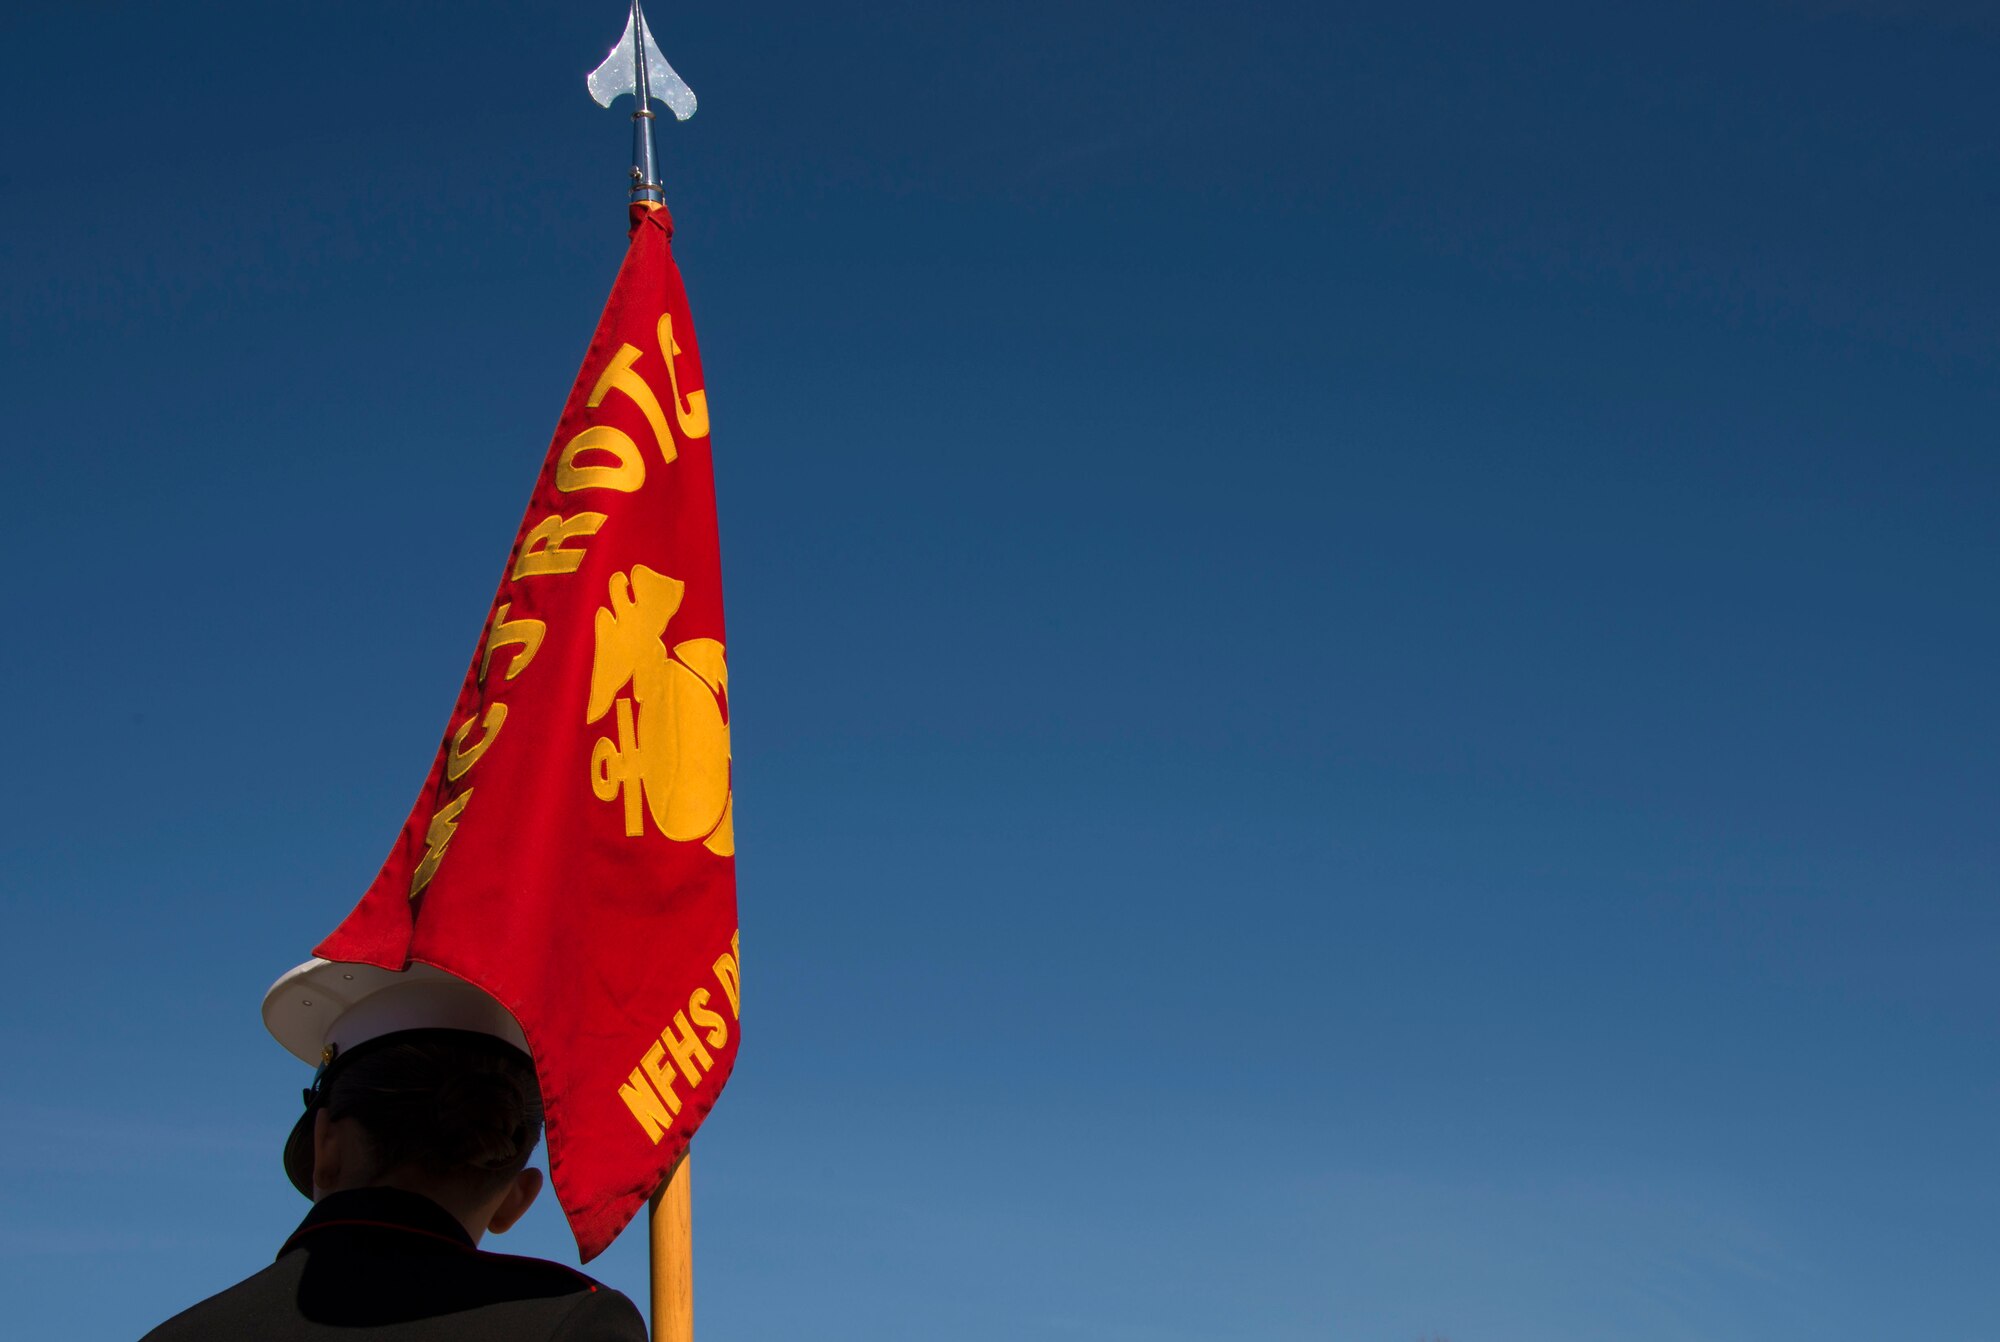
[587,2,697,120]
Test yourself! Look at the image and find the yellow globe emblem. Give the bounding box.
[586,565,733,856]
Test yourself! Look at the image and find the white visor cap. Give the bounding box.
[262,958,529,1065]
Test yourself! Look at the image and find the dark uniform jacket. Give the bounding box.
[141,1187,647,1341]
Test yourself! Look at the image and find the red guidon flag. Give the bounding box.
[317,202,739,1261]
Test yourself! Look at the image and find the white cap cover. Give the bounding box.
[262,958,529,1064]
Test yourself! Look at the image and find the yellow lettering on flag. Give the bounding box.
[657,313,710,441]
[587,343,675,464]
[639,1039,685,1117]
[713,941,740,1020]
[615,942,742,1142]
[479,604,546,684]
[661,1009,713,1086]
[688,987,729,1051]
[513,512,607,578]
[557,425,646,494]
[445,705,506,783]
[618,1066,676,1144]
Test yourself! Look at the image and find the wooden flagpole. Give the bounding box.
[648,1153,693,1342]
[594,10,702,1338]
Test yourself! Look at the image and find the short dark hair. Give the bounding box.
[322,1030,544,1194]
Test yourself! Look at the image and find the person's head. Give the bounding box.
[309,1028,546,1243]
[265,959,547,1242]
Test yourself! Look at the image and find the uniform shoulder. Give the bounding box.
[468,1247,645,1325]
[533,1267,647,1342]
[470,1246,617,1297]
[139,1259,299,1341]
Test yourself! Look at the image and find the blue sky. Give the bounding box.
[3,1,1996,1337]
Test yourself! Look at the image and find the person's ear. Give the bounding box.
[486,1167,544,1235]
[310,1110,344,1197]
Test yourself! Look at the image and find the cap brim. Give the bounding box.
[264,959,530,1064]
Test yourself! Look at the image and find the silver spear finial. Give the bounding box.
[588,0,698,206]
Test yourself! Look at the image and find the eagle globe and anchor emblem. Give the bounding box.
[587,564,733,856]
